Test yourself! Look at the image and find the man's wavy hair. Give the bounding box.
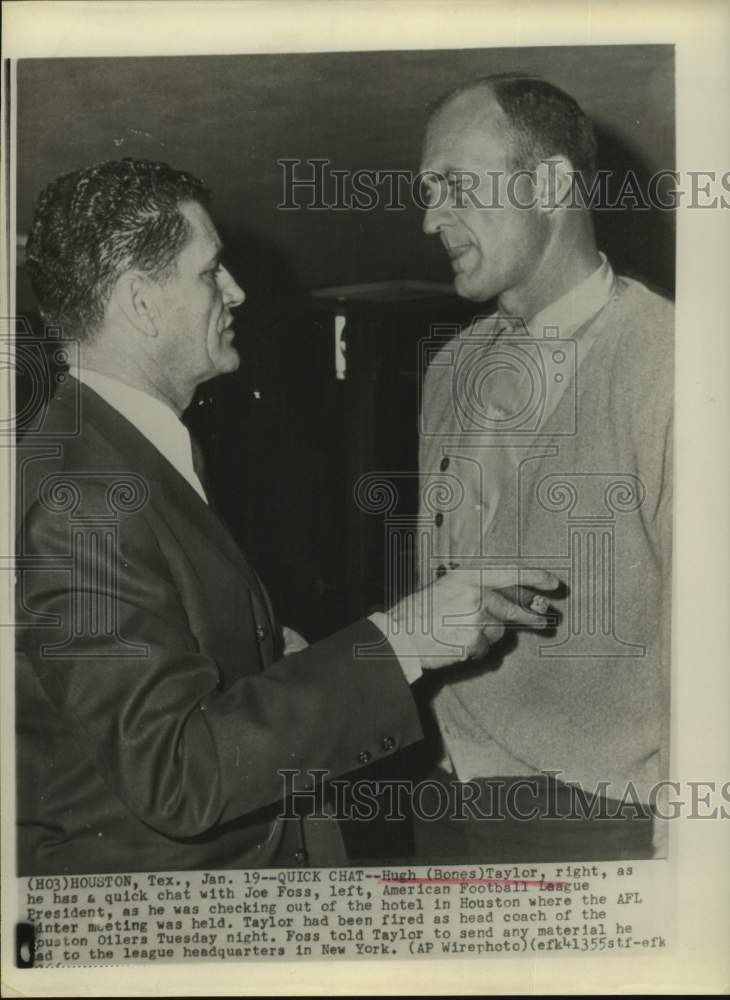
[430,72,597,179]
[25,158,211,340]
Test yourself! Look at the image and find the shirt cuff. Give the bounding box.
[367,612,423,685]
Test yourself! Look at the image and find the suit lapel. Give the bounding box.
[59,377,271,610]
[157,457,267,601]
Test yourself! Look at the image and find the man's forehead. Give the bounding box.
[421,87,509,167]
[179,200,222,256]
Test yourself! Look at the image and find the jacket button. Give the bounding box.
[434,512,444,527]
[358,751,371,764]
[293,849,308,864]
[255,625,266,641]
[436,565,447,578]
[382,736,396,751]
[440,456,450,471]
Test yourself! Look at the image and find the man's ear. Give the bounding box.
[113,271,160,337]
[535,157,574,214]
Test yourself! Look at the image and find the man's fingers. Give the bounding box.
[496,585,552,615]
[448,567,559,592]
[481,620,506,641]
[480,568,560,591]
[482,589,549,627]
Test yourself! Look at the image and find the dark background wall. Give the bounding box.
[17,46,675,296]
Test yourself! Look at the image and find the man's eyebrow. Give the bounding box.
[422,166,462,180]
[203,246,224,268]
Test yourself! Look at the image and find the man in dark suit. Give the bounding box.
[16,158,557,875]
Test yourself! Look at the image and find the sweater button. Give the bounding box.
[358,750,372,764]
[255,625,266,641]
[293,849,308,864]
[382,736,396,751]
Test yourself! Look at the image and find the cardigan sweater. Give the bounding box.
[418,275,673,804]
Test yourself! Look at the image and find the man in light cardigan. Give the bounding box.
[414,73,673,861]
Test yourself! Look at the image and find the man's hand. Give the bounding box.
[387,568,560,670]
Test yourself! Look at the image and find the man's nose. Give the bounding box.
[220,267,245,307]
[422,196,452,236]
[422,205,444,236]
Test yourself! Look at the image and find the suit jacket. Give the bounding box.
[15,377,423,875]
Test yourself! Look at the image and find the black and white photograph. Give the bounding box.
[1,1,728,995]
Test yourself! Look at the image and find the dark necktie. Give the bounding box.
[188,429,215,508]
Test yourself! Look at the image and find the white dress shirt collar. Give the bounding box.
[70,366,208,504]
[519,251,615,340]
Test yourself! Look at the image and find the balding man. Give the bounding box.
[414,74,673,861]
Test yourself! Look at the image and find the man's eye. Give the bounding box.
[421,177,443,206]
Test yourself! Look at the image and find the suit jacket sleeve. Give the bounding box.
[18,479,423,840]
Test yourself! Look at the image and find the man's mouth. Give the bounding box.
[444,243,475,269]
[445,242,473,257]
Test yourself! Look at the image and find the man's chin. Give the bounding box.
[453,271,491,303]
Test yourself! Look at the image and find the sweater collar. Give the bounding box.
[498,252,615,340]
